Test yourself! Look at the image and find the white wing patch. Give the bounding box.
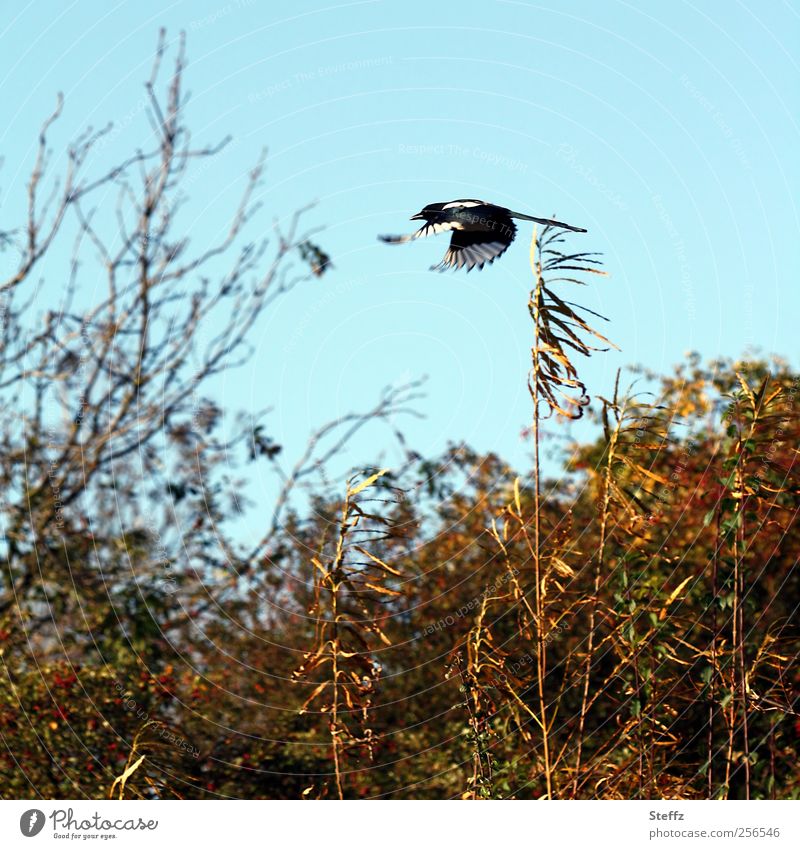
[442,199,483,209]
[378,219,462,245]
[415,220,462,238]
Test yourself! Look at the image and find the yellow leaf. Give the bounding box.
[735,372,756,408]
[299,681,330,712]
[513,477,522,515]
[354,546,402,576]
[349,469,390,497]
[549,556,575,578]
[631,462,670,487]
[659,576,693,621]
[363,582,401,596]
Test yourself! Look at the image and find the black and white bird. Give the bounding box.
[379,199,586,272]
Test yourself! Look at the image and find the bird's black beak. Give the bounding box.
[410,212,424,220]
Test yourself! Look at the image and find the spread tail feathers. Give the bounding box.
[508,211,587,233]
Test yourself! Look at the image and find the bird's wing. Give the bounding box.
[378,221,461,244]
[432,222,516,272]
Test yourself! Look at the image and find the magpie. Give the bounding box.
[379,199,586,272]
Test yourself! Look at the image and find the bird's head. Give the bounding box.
[411,202,445,222]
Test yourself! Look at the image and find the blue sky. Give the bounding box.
[2,1,798,540]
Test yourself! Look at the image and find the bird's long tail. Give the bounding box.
[508,211,587,233]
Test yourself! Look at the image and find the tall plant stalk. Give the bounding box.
[525,226,613,798]
[725,376,765,798]
[568,376,673,797]
[527,234,552,798]
[573,377,621,795]
[469,486,576,797]
[293,469,403,799]
[714,373,785,798]
[707,508,721,798]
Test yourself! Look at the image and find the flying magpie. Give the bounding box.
[379,199,586,272]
